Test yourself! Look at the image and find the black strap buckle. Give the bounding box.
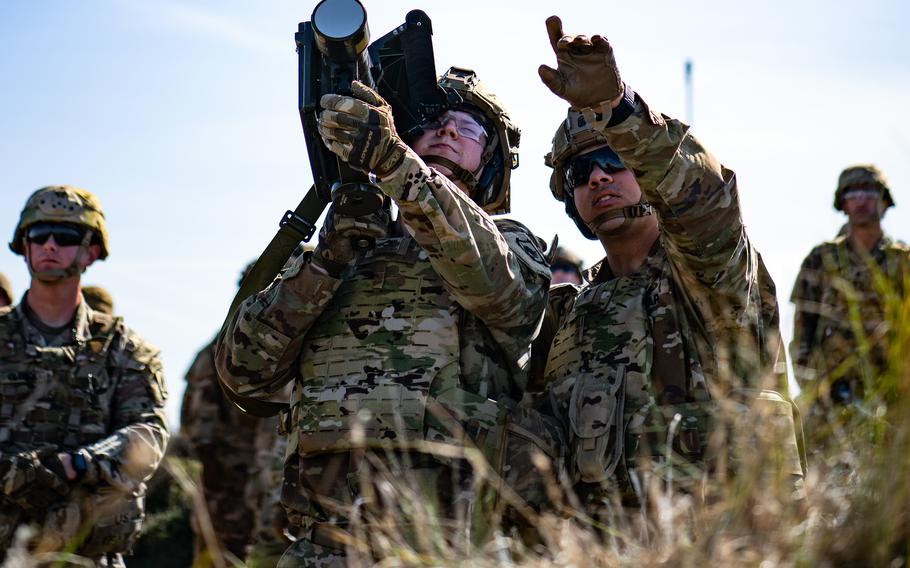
[625,202,653,219]
[279,210,317,242]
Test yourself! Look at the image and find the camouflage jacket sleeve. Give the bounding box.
[790,246,826,384]
[82,328,169,493]
[378,151,552,370]
[215,255,341,399]
[584,95,753,296]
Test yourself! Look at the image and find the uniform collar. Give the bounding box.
[14,293,93,347]
[585,239,664,284]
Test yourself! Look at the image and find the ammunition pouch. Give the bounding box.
[626,388,806,480]
[74,486,144,556]
[568,367,626,483]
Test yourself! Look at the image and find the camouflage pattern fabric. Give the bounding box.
[539,94,794,508]
[244,386,292,568]
[0,299,168,564]
[790,233,910,407]
[216,152,553,562]
[180,338,258,561]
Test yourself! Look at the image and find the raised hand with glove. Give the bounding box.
[317,81,412,180]
[537,16,629,112]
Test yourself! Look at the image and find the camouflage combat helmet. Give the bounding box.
[551,246,584,272]
[9,185,110,259]
[435,67,520,215]
[834,164,895,211]
[82,285,114,315]
[545,110,613,239]
[545,109,651,239]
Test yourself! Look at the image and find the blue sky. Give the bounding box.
[2,0,908,426]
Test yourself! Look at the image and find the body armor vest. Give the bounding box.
[0,306,147,556]
[546,249,709,484]
[0,311,118,452]
[293,236,471,455]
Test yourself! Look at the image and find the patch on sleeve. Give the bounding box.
[494,217,551,281]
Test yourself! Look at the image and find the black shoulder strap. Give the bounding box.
[216,186,329,417]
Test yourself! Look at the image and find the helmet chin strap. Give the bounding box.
[23,231,93,283]
[422,155,480,192]
[585,201,654,236]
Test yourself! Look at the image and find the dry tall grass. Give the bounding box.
[3,281,907,567]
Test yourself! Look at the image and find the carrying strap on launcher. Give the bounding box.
[216,186,329,417]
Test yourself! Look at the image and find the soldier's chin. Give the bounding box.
[592,216,628,236]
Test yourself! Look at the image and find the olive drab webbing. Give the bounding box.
[217,186,328,417]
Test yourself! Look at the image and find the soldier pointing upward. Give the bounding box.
[535,16,802,515]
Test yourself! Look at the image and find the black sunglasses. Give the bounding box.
[564,146,626,191]
[26,223,88,247]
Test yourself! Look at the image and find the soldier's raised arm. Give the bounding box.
[318,74,550,376]
[540,16,752,294]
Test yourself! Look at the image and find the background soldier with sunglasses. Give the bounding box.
[217,68,558,565]
[791,166,910,431]
[535,16,802,513]
[0,186,168,566]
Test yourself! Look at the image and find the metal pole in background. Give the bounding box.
[684,59,694,125]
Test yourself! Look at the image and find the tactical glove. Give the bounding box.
[312,205,389,277]
[538,16,624,109]
[318,81,410,178]
[3,450,71,512]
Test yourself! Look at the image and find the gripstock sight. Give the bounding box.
[298,0,454,217]
[217,1,450,416]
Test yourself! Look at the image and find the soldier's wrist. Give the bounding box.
[606,83,636,127]
[71,449,96,484]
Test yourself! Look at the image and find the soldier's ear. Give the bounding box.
[81,244,102,268]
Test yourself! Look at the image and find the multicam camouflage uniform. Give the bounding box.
[217,69,556,565]
[541,93,801,509]
[791,166,909,410]
[1,186,169,567]
[181,338,258,561]
[244,400,291,568]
